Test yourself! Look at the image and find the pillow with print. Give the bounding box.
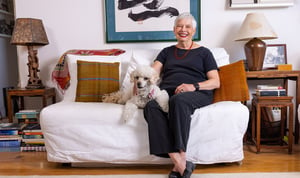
[76,60,120,102]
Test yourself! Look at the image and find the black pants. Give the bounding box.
[143,91,213,157]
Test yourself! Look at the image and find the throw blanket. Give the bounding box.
[52,49,125,92]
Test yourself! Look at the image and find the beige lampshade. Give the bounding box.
[235,13,278,41]
[10,18,49,45]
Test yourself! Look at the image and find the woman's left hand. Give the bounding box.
[175,83,195,94]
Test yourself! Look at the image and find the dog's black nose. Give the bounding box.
[137,82,143,88]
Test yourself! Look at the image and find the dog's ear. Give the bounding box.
[150,69,159,84]
[130,70,136,83]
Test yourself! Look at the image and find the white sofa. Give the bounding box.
[40,48,249,165]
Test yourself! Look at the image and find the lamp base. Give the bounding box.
[244,38,266,71]
[25,79,45,89]
[26,46,44,89]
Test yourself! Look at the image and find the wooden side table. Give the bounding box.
[251,94,293,154]
[246,70,300,144]
[6,88,56,122]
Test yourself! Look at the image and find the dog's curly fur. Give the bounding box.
[102,65,169,123]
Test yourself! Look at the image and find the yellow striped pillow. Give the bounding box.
[75,60,120,102]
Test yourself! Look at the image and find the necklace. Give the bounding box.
[174,42,193,60]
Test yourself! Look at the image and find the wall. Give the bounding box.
[14,0,300,101]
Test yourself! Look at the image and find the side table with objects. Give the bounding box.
[246,70,300,144]
[251,94,293,154]
[6,88,56,123]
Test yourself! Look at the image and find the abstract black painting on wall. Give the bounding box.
[105,0,201,43]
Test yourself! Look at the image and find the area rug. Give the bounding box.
[1,172,300,178]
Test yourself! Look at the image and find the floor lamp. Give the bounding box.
[10,18,49,89]
[235,13,277,71]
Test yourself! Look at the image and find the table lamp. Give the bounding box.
[10,18,49,89]
[235,13,277,71]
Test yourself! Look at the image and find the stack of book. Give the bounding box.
[15,109,45,152]
[0,123,25,152]
[20,123,46,152]
[15,110,39,125]
[256,85,287,96]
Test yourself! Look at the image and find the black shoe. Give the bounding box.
[182,161,196,178]
[169,171,182,178]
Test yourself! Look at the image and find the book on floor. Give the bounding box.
[0,146,20,152]
[0,135,22,141]
[0,139,21,147]
[17,118,39,124]
[22,123,42,132]
[15,110,39,119]
[0,123,27,135]
[0,123,26,130]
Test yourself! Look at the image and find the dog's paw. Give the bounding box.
[122,109,131,123]
[161,104,169,113]
[155,90,169,113]
[122,102,138,123]
[102,91,127,104]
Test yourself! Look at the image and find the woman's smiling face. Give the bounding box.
[173,18,196,43]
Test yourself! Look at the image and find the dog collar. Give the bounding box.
[148,88,155,99]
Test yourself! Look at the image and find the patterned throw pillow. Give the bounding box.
[75,60,120,102]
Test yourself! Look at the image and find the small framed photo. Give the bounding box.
[105,0,201,43]
[263,44,287,70]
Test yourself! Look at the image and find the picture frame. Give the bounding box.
[105,0,201,43]
[263,44,287,70]
[229,0,294,8]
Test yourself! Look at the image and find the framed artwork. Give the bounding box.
[263,44,287,69]
[230,0,294,8]
[105,0,201,43]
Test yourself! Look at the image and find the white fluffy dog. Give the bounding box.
[102,65,169,122]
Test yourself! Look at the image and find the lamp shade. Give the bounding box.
[235,13,278,41]
[10,18,49,46]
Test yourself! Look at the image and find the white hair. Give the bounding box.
[174,12,197,29]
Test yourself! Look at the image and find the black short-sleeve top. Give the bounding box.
[155,46,218,95]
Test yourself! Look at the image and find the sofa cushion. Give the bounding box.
[213,60,249,103]
[75,61,120,102]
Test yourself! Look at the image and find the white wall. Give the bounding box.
[14,0,300,98]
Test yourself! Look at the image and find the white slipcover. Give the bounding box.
[40,48,249,165]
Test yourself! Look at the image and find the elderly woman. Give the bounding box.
[144,12,220,178]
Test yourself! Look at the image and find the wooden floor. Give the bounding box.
[0,143,300,176]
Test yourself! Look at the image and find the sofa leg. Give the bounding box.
[237,161,243,166]
[61,163,71,167]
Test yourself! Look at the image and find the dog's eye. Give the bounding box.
[144,77,149,80]
[134,76,139,80]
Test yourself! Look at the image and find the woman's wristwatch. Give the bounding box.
[193,83,200,91]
